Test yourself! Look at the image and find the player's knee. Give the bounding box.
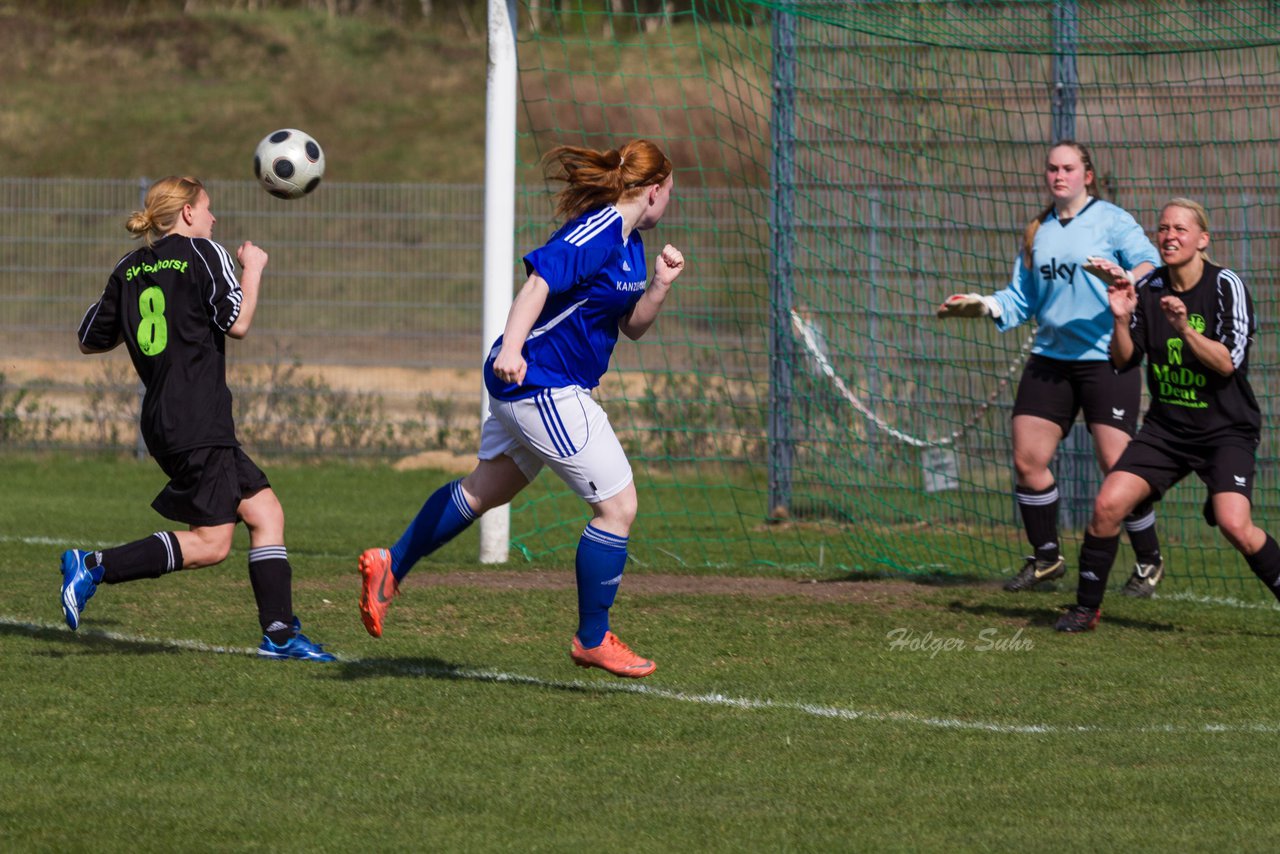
[1012,456,1040,482]
[1217,518,1252,552]
[240,491,285,537]
[594,489,637,533]
[208,541,233,565]
[1090,495,1129,533]
[617,493,639,526]
[460,480,495,515]
[185,531,234,567]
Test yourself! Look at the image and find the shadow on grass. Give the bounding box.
[823,569,1001,589]
[1,620,190,657]
[330,656,473,681]
[946,599,1179,632]
[327,656,613,696]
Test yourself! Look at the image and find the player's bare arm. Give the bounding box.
[1160,294,1235,376]
[1108,289,1137,368]
[492,273,551,386]
[227,241,268,339]
[620,244,683,340]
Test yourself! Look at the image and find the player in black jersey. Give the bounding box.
[1055,198,1280,632]
[62,176,333,660]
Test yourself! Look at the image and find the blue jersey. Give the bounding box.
[485,206,647,401]
[989,198,1159,361]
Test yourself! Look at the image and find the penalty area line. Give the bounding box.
[4,614,1280,735]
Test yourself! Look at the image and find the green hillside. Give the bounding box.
[0,7,490,182]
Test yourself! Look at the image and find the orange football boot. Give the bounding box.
[358,547,398,638]
[570,631,656,678]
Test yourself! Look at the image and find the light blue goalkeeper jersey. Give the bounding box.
[988,197,1159,361]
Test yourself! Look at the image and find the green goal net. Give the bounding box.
[509,0,1280,599]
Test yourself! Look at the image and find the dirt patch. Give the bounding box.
[393,449,476,474]
[399,569,948,606]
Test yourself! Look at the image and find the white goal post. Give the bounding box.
[478,0,517,563]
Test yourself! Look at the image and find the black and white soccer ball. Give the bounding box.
[253,129,325,200]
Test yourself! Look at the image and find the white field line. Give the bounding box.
[4,614,1280,735]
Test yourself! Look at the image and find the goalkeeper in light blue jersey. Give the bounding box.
[937,140,1166,596]
[356,139,683,678]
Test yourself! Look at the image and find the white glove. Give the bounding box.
[937,293,993,319]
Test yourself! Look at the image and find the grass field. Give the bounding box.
[5,453,1280,850]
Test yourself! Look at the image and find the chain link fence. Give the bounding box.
[0,177,763,457]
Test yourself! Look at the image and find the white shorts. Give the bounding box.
[478,386,633,504]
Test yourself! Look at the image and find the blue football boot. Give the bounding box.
[289,616,327,651]
[60,549,102,630]
[257,628,336,662]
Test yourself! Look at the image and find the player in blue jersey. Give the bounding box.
[63,176,333,660]
[357,139,683,678]
[1055,198,1280,631]
[937,140,1166,596]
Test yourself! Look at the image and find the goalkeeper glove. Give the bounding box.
[936,293,997,319]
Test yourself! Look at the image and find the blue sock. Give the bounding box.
[389,480,477,581]
[575,525,629,648]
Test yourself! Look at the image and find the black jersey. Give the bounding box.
[77,235,244,456]
[1122,262,1260,444]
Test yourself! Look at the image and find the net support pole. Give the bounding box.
[1052,0,1079,141]
[865,187,881,467]
[1051,0,1089,528]
[479,0,517,564]
[768,1,797,517]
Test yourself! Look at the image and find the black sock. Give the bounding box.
[1245,534,1280,603]
[1077,532,1120,609]
[99,532,182,584]
[249,545,294,644]
[1124,501,1161,564]
[1017,484,1060,562]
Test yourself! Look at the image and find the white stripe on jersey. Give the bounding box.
[527,298,588,340]
[562,207,620,246]
[79,250,135,346]
[191,237,243,330]
[78,300,105,346]
[1218,268,1250,369]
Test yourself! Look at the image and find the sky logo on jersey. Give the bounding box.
[1038,257,1077,285]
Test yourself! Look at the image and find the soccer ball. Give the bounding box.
[253,129,325,199]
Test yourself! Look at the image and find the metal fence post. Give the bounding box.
[768,0,797,518]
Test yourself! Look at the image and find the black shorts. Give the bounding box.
[1012,355,1141,438]
[151,446,271,527]
[1114,430,1257,523]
